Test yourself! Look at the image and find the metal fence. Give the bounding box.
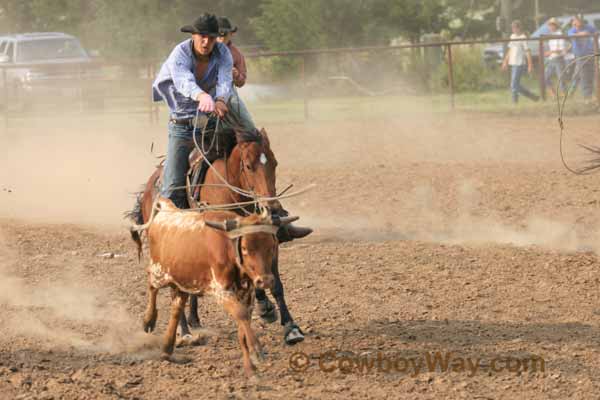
[1,33,597,126]
[244,32,600,115]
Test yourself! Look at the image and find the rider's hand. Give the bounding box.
[232,67,240,80]
[196,92,215,113]
[215,99,229,118]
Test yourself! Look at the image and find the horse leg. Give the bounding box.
[255,288,277,324]
[162,287,188,358]
[270,248,304,345]
[187,294,201,328]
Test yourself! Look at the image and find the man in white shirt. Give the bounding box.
[502,20,540,103]
[544,17,568,97]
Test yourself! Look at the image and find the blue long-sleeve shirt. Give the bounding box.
[568,24,598,57]
[152,39,233,119]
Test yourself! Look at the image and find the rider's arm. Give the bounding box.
[235,50,247,88]
[215,43,233,103]
[166,41,204,101]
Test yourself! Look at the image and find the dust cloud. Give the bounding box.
[0,116,163,226]
[0,230,160,356]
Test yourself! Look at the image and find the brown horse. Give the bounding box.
[129,127,305,345]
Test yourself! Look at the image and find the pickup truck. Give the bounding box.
[0,32,103,110]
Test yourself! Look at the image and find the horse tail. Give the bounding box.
[124,191,145,262]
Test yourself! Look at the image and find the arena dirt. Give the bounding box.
[1,108,600,399]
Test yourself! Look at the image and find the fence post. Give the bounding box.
[538,38,546,101]
[147,62,153,124]
[446,44,455,110]
[301,55,308,120]
[2,67,7,129]
[594,33,600,102]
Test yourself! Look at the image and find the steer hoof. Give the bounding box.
[250,350,265,366]
[143,317,156,333]
[284,322,305,345]
[256,298,277,324]
[176,334,207,348]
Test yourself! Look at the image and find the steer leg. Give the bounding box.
[163,287,188,358]
[143,280,158,333]
[270,248,304,345]
[223,296,262,377]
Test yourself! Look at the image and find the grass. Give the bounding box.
[246,88,592,125]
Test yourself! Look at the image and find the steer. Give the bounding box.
[141,198,297,376]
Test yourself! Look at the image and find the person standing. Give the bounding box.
[544,18,568,98]
[568,15,598,103]
[502,20,540,103]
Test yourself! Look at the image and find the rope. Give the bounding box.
[557,53,600,175]
[192,108,257,199]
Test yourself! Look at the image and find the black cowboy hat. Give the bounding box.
[218,17,238,35]
[181,13,219,37]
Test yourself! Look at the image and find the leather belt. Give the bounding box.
[169,117,195,127]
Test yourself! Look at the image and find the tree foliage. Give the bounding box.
[0,0,599,60]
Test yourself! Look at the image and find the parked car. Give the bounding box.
[0,32,104,111]
[483,13,600,68]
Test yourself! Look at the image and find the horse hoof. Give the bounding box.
[188,315,201,329]
[284,323,305,345]
[257,298,277,324]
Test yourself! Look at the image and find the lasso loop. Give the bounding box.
[557,53,600,175]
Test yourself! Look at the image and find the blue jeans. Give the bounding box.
[575,57,595,99]
[510,65,538,103]
[544,57,566,93]
[161,91,256,208]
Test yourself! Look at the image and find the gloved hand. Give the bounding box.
[197,92,215,113]
[215,99,229,118]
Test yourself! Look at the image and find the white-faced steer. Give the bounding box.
[142,199,297,376]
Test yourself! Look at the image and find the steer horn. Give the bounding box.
[270,215,299,226]
[205,219,240,232]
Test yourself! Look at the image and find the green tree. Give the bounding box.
[251,0,326,51]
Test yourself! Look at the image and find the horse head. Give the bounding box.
[233,128,280,211]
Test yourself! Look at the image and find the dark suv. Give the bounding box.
[0,32,103,110]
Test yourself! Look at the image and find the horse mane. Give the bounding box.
[235,129,263,144]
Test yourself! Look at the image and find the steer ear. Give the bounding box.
[205,219,240,232]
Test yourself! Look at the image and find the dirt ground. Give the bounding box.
[2,106,600,399]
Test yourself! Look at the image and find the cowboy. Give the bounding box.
[217,17,246,88]
[216,17,254,141]
[152,13,311,240]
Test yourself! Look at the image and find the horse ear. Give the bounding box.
[260,128,270,146]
